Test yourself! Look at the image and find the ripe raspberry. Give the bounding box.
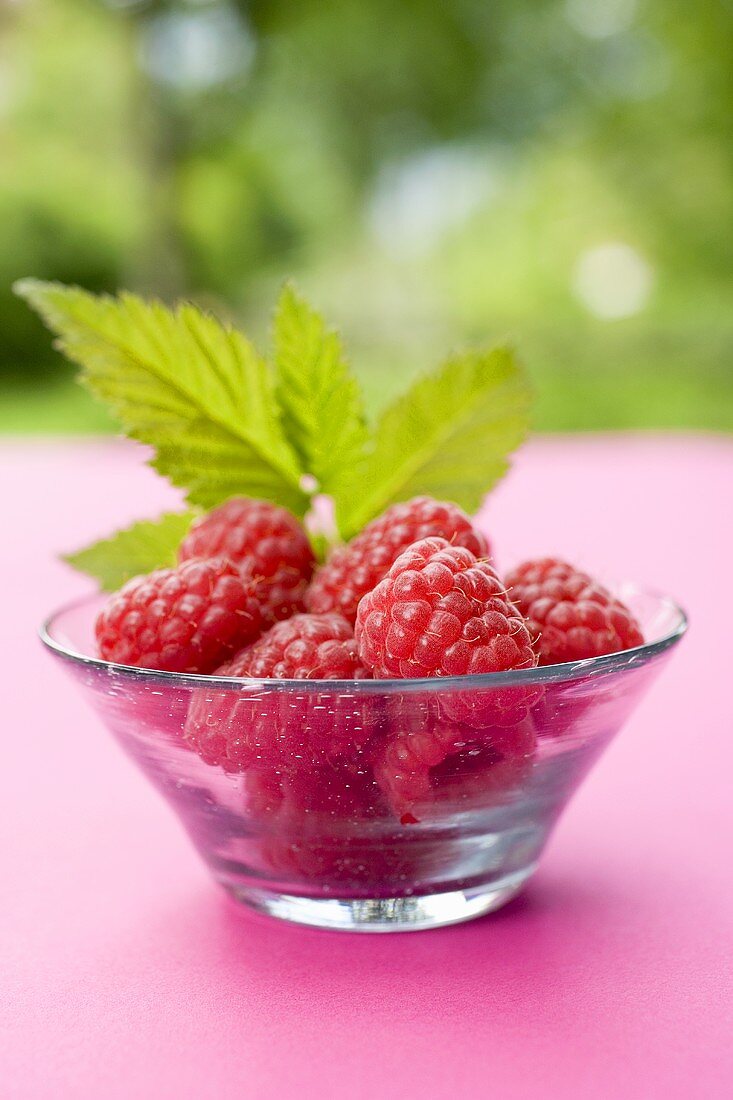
[306,496,489,624]
[428,721,536,812]
[244,766,434,889]
[245,761,380,825]
[356,536,536,680]
[234,612,368,680]
[185,613,378,772]
[371,696,468,816]
[95,558,265,673]
[179,497,315,623]
[506,558,644,666]
[372,696,536,820]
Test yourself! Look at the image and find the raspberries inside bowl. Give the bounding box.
[43,496,686,931]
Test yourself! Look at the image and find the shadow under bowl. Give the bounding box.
[42,585,686,932]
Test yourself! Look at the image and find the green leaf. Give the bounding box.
[15,279,309,516]
[273,284,368,504]
[306,530,332,565]
[339,344,531,537]
[64,511,197,591]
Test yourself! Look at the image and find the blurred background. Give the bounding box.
[1,0,731,433]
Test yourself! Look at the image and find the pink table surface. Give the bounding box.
[1,434,731,1099]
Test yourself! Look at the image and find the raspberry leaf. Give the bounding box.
[63,511,197,591]
[15,280,309,516]
[337,344,531,537]
[273,284,369,497]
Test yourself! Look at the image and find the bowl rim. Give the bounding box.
[40,585,688,693]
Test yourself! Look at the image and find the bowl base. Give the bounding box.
[223,865,536,932]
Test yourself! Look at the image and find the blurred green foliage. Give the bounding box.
[1,0,731,431]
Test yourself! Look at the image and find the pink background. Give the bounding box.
[2,435,731,1098]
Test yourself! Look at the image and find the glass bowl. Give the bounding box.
[42,585,686,932]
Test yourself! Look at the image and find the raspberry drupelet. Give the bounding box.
[506,558,644,666]
[179,497,315,623]
[306,496,489,624]
[95,557,265,673]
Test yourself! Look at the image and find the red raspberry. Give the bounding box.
[506,558,644,666]
[372,697,536,821]
[356,536,536,680]
[243,766,434,889]
[245,761,380,825]
[234,612,368,680]
[179,497,315,623]
[95,558,264,673]
[428,727,536,812]
[306,496,489,624]
[185,613,378,772]
[371,696,467,817]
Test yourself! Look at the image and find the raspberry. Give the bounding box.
[355,536,536,680]
[506,558,644,666]
[234,612,368,681]
[185,613,378,772]
[179,497,315,623]
[95,558,265,673]
[372,697,536,820]
[244,766,434,889]
[371,696,467,816]
[427,721,536,812]
[245,761,380,825]
[306,496,489,624]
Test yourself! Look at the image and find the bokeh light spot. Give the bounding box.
[565,0,637,39]
[138,3,255,91]
[368,146,505,258]
[572,242,654,319]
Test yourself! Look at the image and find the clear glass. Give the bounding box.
[42,586,686,932]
